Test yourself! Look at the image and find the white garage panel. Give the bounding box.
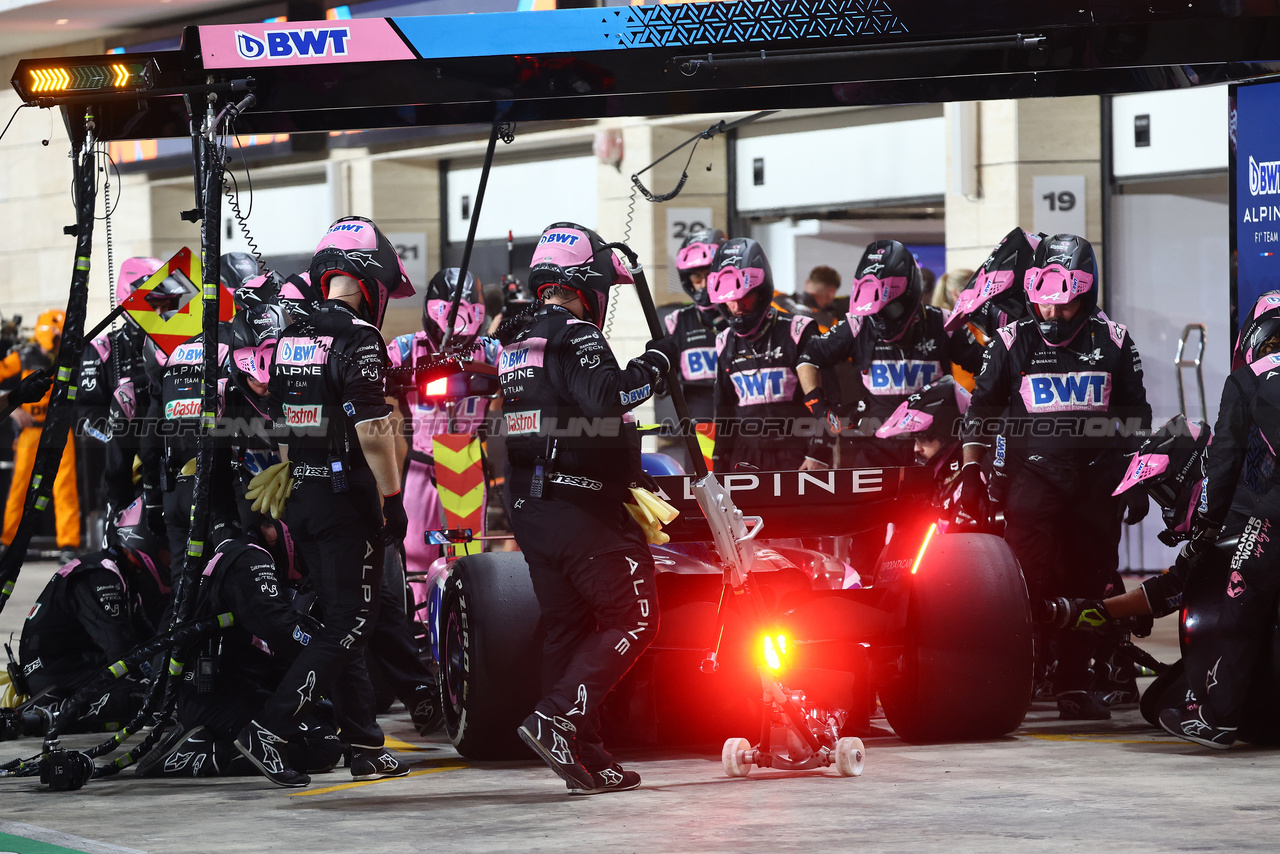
[447,156,597,242]
[221,182,333,256]
[735,117,945,213]
[1112,86,1228,178]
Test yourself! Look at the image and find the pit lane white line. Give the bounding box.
[0,821,148,854]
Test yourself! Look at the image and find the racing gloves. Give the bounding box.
[9,367,52,405]
[636,336,679,396]
[1121,489,1149,525]
[802,388,842,435]
[957,462,990,525]
[381,490,409,547]
[247,462,294,520]
[626,487,680,545]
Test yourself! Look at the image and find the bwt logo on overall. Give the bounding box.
[171,343,203,365]
[682,348,716,381]
[236,28,351,61]
[866,361,940,393]
[1251,156,1280,196]
[278,338,330,365]
[1022,371,1111,412]
[732,368,793,404]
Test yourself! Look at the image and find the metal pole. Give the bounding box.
[443,122,502,350]
[0,108,98,613]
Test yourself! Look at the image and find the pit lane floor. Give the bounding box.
[1,562,1275,854]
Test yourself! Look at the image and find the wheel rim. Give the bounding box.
[444,608,464,714]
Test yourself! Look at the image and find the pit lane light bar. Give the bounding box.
[17,60,157,104]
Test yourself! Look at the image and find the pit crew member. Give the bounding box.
[504,221,675,794]
[708,237,824,473]
[959,233,1152,721]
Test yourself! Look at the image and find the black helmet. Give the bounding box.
[220,252,260,291]
[1024,233,1098,347]
[875,376,971,442]
[706,237,774,338]
[848,240,923,342]
[946,228,1042,337]
[106,497,167,581]
[528,222,633,326]
[675,227,727,309]
[228,303,288,393]
[1112,414,1210,541]
[309,216,416,329]
[1233,291,1280,371]
[422,268,485,351]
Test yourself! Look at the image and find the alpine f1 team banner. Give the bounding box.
[1232,78,1280,345]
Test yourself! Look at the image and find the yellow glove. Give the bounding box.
[626,487,679,545]
[131,455,143,485]
[247,462,292,517]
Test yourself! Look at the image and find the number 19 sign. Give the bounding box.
[1032,175,1086,238]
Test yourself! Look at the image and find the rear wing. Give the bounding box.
[653,466,935,542]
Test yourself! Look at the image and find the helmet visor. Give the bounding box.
[706,266,767,304]
[848,275,908,316]
[676,243,717,271]
[1025,264,1094,306]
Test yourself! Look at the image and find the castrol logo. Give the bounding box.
[505,410,541,435]
[164,398,202,419]
[283,404,323,426]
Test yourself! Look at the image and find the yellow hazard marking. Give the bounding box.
[432,438,482,474]
[287,763,468,797]
[438,484,484,519]
[1024,733,1186,745]
[382,736,433,752]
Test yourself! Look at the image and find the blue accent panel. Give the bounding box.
[394,0,906,60]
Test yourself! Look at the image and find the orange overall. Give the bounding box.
[0,350,79,548]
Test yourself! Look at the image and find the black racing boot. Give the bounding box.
[349,745,410,780]
[234,720,311,787]
[1159,702,1236,750]
[1056,690,1111,721]
[517,711,594,790]
[569,762,642,796]
[1092,652,1140,707]
[135,723,201,778]
[407,684,444,737]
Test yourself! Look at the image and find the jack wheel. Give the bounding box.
[834,737,865,777]
[721,737,752,777]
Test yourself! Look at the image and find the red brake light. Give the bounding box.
[911,522,937,575]
[424,378,449,397]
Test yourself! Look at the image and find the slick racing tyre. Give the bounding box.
[880,532,1033,743]
[440,552,544,759]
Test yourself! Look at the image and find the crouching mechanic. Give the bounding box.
[874,376,971,521]
[504,222,675,794]
[136,518,342,779]
[959,233,1152,721]
[238,216,416,787]
[12,502,161,737]
[1155,293,1280,748]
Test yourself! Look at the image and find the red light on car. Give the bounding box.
[760,633,787,672]
[911,522,937,575]
[423,377,449,397]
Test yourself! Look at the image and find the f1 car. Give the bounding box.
[435,463,1033,760]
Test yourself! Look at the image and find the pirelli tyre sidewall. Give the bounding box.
[440,552,544,760]
[880,531,1033,743]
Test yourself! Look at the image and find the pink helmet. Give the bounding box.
[309,217,415,328]
[945,228,1042,334]
[117,257,162,304]
[528,222,633,326]
[423,268,484,350]
[875,376,970,441]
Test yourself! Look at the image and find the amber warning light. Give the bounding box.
[19,60,155,102]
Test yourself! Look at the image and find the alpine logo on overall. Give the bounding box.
[236,27,351,61]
